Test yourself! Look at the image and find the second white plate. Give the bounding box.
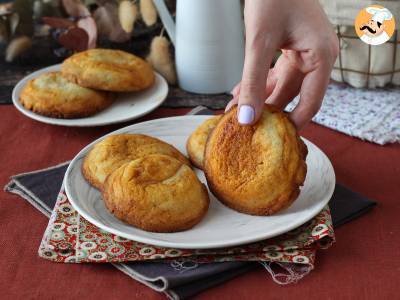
[65,115,335,249]
[12,64,168,127]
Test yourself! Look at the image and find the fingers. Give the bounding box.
[227,68,277,113]
[230,67,277,98]
[266,72,303,110]
[289,62,331,130]
[237,44,277,124]
[237,1,279,125]
[225,97,238,113]
[231,83,241,98]
[265,68,278,99]
[289,33,338,130]
[266,56,304,110]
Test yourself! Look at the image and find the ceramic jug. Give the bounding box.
[153,0,245,94]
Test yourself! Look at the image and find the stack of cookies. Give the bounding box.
[82,134,210,233]
[20,49,155,119]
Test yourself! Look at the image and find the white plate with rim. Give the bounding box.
[12,64,168,127]
[65,115,336,249]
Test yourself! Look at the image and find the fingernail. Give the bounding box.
[238,105,255,124]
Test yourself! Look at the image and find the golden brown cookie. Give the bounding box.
[186,115,221,169]
[103,154,210,232]
[19,72,113,118]
[204,105,307,216]
[82,134,190,189]
[61,49,155,92]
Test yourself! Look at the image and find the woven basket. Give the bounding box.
[320,0,400,88]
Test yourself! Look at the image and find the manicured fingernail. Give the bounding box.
[238,105,254,124]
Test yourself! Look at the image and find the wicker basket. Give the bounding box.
[320,0,400,88]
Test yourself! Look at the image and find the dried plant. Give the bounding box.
[147,35,176,84]
[1,0,179,73]
[5,35,32,62]
[140,0,157,27]
[93,2,132,43]
[62,0,90,17]
[118,0,138,33]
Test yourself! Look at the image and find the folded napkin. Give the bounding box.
[286,83,400,145]
[4,107,376,299]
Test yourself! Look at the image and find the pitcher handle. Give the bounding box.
[153,0,176,45]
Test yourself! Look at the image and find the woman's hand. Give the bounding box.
[227,0,339,130]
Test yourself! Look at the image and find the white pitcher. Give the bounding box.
[153,0,245,94]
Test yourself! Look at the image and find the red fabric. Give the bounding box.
[0,105,399,299]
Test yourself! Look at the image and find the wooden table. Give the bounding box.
[1,105,399,299]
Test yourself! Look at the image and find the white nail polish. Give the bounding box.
[238,105,255,124]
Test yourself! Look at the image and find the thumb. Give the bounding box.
[237,44,276,125]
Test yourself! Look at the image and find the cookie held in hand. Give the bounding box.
[62,48,155,92]
[19,72,114,119]
[103,154,210,232]
[204,105,307,216]
[82,134,190,189]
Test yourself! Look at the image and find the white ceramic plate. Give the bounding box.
[12,64,168,127]
[65,116,335,249]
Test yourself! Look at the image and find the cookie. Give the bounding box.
[204,105,307,216]
[19,72,113,118]
[61,49,155,92]
[186,115,221,169]
[103,154,210,232]
[82,134,190,189]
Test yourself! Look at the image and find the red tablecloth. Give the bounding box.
[1,105,399,299]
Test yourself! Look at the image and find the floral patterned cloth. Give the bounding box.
[285,83,400,145]
[38,186,335,268]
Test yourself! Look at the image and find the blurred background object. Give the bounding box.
[154,0,244,94]
[1,0,400,106]
[319,0,400,88]
[0,0,170,63]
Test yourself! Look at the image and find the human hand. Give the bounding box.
[227,0,339,129]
